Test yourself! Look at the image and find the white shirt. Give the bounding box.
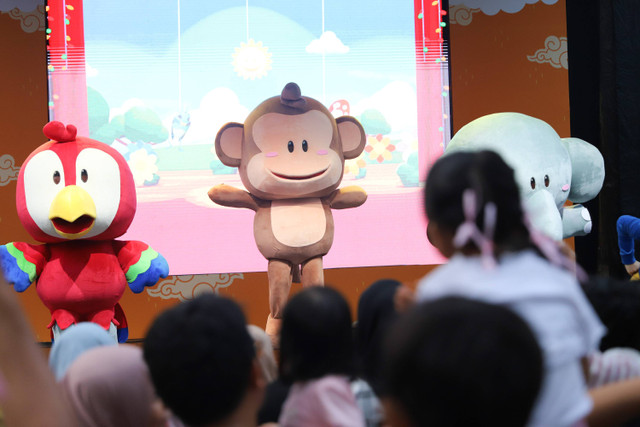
[416,250,605,427]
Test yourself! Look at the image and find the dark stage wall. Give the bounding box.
[568,0,640,277]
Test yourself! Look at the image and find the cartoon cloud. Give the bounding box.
[0,121,169,342]
[445,112,605,240]
[209,82,367,345]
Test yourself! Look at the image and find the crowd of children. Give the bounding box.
[3,149,640,426]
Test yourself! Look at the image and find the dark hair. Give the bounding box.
[424,150,531,253]
[582,275,640,351]
[355,279,401,394]
[382,297,543,427]
[143,294,255,427]
[279,286,355,383]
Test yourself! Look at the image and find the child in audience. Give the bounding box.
[143,294,266,427]
[247,325,278,383]
[416,150,605,426]
[49,321,116,380]
[382,297,543,427]
[62,344,177,427]
[355,279,401,396]
[278,286,365,427]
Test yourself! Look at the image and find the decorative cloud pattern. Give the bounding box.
[527,36,568,69]
[0,155,20,186]
[449,5,481,26]
[306,31,349,54]
[449,0,558,16]
[0,0,40,12]
[3,3,44,32]
[147,273,244,301]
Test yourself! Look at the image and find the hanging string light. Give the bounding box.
[171,0,191,146]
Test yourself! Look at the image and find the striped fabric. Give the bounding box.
[588,348,640,388]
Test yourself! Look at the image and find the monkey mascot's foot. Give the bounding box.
[266,314,282,349]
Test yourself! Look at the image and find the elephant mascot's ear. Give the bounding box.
[561,137,605,203]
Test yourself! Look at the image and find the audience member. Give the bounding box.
[278,286,365,427]
[416,150,604,426]
[0,277,75,426]
[144,294,266,427]
[49,321,116,381]
[62,344,175,427]
[247,325,278,383]
[581,276,640,389]
[382,297,543,427]
[582,275,640,352]
[355,279,401,395]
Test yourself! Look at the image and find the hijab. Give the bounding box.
[49,322,116,381]
[61,345,167,427]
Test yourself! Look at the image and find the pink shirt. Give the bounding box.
[279,375,365,427]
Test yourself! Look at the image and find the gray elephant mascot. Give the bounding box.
[445,112,605,240]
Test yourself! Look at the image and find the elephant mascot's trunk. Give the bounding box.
[524,190,563,241]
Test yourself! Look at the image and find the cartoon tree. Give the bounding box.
[358,109,391,136]
[123,107,168,144]
[87,87,122,144]
[86,87,168,146]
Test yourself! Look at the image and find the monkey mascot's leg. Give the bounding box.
[301,257,324,288]
[266,259,293,348]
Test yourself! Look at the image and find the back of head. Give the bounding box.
[143,294,255,426]
[382,297,543,427]
[424,150,530,252]
[49,322,116,381]
[355,279,401,393]
[582,275,640,351]
[62,344,159,427]
[279,286,355,383]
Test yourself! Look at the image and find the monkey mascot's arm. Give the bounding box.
[327,186,367,210]
[208,183,260,211]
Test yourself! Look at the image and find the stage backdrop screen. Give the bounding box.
[46,0,451,275]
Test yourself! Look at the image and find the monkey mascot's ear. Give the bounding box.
[336,116,366,160]
[215,123,244,167]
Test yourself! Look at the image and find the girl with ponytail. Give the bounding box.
[416,150,604,427]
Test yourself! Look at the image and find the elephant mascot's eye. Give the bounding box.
[530,177,536,190]
[544,175,550,187]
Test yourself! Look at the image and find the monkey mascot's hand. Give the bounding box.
[209,83,367,347]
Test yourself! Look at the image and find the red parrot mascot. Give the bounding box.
[0,121,169,342]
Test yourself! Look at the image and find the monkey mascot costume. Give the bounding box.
[209,82,367,345]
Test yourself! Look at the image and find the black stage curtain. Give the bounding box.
[568,0,640,277]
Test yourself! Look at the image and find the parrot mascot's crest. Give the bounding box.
[0,121,169,342]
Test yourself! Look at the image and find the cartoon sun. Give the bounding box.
[232,39,273,80]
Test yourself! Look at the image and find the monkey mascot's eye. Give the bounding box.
[302,140,308,152]
[288,141,294,153]
[530,177,536,190]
